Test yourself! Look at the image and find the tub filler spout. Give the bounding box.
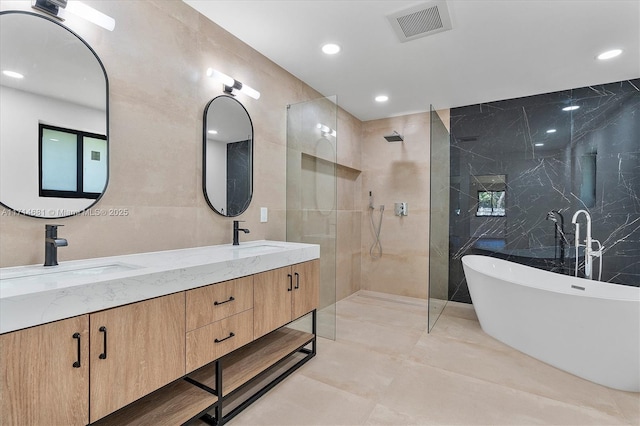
[571,210,604,280]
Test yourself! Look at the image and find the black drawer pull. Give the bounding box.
[99,326,107,359]
[72,332,81,368]
[287,274,293,291]
[214,332,235,343]
[294,272,300,289]
[214,296,235,306]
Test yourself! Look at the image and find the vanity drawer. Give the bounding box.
[186,276,253,331]
[186,309,254,373]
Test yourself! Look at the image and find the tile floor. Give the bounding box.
[228,290,639,425]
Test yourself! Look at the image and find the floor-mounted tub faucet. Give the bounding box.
[546,210,566,268]
[44,224,68,266]
[233,220,250,245]
[571,210,603,280]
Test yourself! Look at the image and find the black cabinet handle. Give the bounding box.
[72,332,81,368]
[214,296,235,306]
[287,274,293,291]
[294,272,300,290]
[99,326,107,359]
[214,332,235,343]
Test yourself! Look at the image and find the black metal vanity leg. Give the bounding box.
[312,309,317,356]
[312,309,317,335]
[215,359,223,425]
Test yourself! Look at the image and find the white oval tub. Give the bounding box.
[462,254,640,392]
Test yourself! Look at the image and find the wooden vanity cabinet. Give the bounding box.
[254,260,319,338]
[185,276,254,331]
[1,258,318,425]
[0,315,89,426]
[185,276,255,372]
[89,292,186,423]
[291,259,320,319]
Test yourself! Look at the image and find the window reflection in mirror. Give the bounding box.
[203,95,253,217]
[40,124,107,199]
[0,11,108,218]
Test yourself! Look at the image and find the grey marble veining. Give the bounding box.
[447,79,640,303]
[0,240,319,333]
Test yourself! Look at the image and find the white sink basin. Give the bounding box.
[0,263,142,285]
[232,244,286,254]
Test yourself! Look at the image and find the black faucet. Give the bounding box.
[44,224,68,266]
[233,220,250,246]
[546,210,566,269]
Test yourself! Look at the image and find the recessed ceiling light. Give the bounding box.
[208,130,218,134]
[597,49,623,60]
[535,143,544,147]
[562,105,579,111]
[2,70,24,79]
[375,95,388,102]
[546,129,557,133]
[321,43,341,55]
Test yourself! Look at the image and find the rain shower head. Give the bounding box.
[384,131,404,142]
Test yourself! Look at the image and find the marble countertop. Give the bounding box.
[0,240,320,334]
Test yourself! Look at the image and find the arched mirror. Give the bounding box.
[203,95,253,217]
[0,11,109,218]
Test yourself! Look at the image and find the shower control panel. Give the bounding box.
[395,202,408,216]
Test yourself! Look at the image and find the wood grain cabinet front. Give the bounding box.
[186,309,254,372]
[89,292,186,423]
[186,275,253,331]
[254,260,319,339]
[0,259,318,425]
[291,259,320,320]
[0,315,90,426]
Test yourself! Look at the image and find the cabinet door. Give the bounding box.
[1,315,89,426]
[292,259,320,319]
[253,266,292,338]
[89,292,186,423]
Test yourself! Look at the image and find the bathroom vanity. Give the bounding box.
[0,241,320,425]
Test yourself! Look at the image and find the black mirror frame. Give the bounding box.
[202,95,254,217]
[0,10,110,219]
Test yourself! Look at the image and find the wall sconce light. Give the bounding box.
[206,68,261,100]
[32,0,116,31]
[317,123,337,138]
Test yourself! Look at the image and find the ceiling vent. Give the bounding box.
[387,1,452,43]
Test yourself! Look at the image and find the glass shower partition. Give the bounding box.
[286,96,337,340]
[428,105,451,331]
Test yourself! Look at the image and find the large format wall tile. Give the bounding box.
[447,79,640,302]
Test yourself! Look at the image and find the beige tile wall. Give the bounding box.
[360,112,435,299]
[0,0,362,290]
[0,0,455,305]
[337,165,362,301]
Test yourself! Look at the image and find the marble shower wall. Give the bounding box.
[448,79,640,303]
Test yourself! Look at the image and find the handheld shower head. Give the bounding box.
[546,211,557,222]
[384,131,404,142]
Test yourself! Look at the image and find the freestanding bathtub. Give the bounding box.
[462,255,640,392]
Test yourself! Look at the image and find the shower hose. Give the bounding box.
[369,205,384,259]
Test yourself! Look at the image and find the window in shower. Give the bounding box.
[476,190,506,216]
